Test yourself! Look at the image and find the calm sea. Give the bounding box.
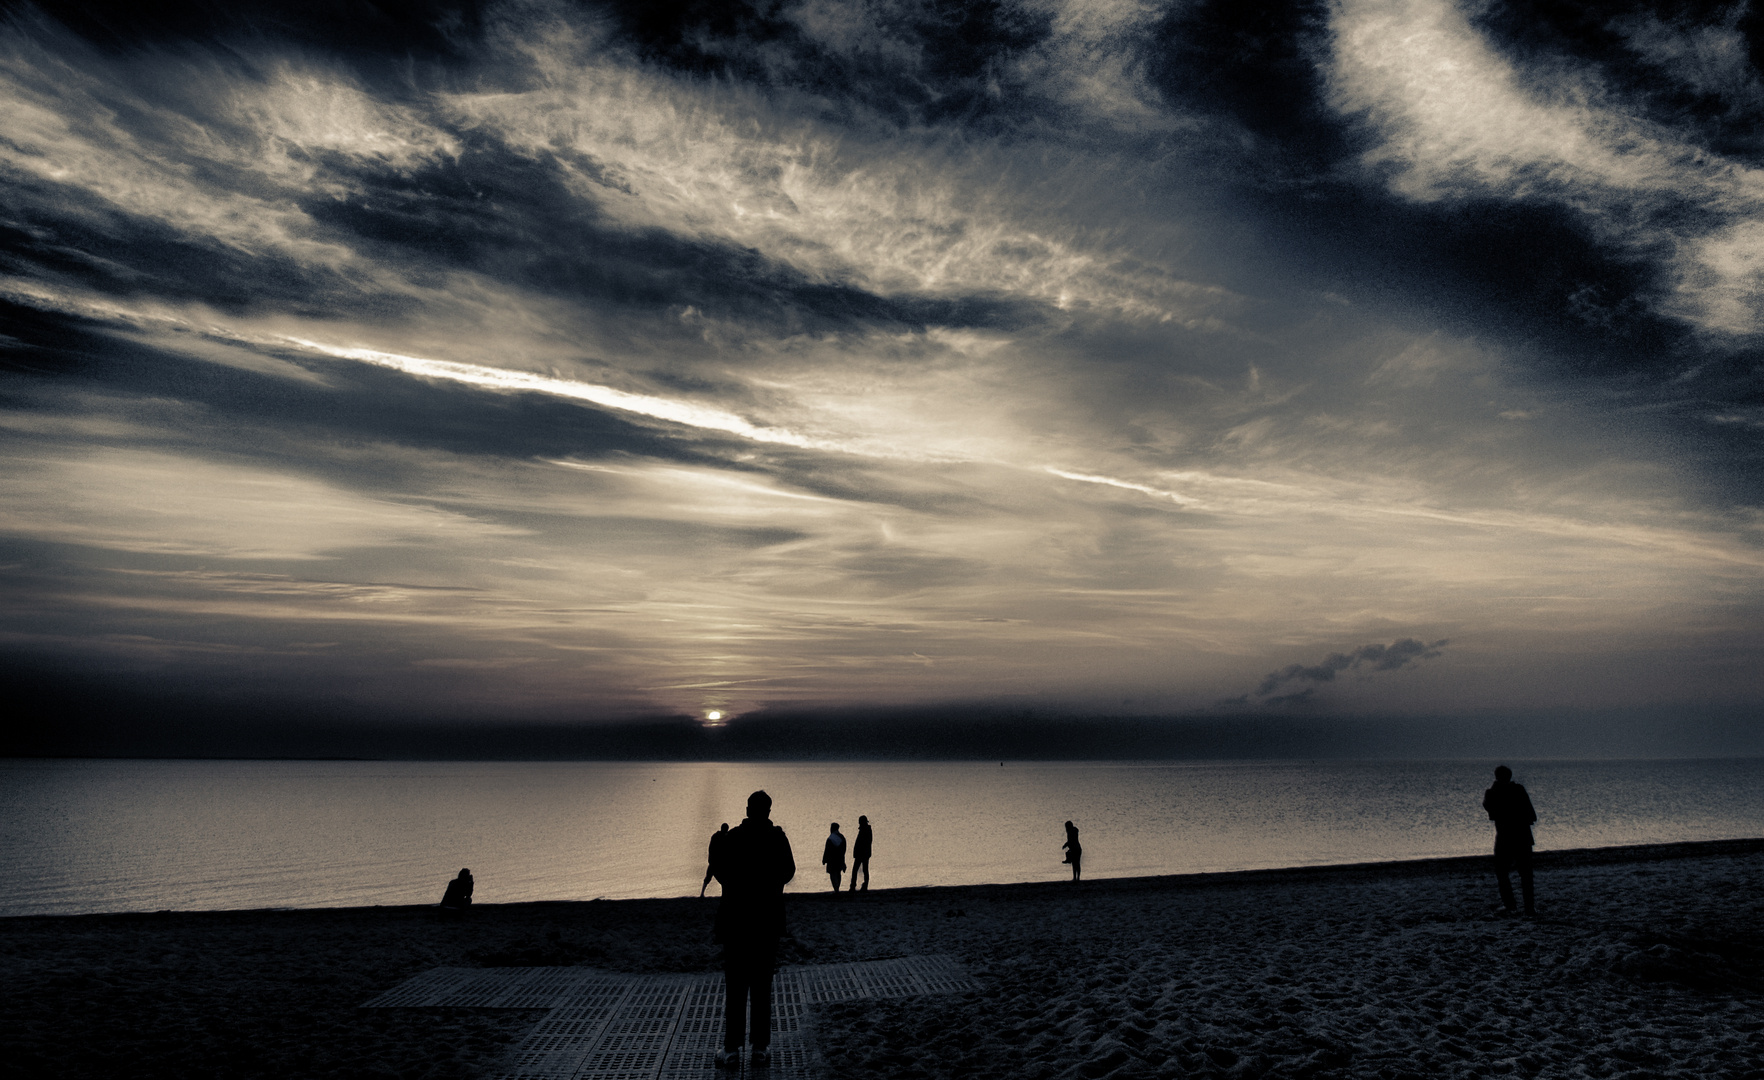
[1,758,1760,917]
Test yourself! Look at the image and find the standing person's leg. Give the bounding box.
[1072,854,1081,881]
[751,940,778,1063]
[721,945,752,1058]
[1493,840,1518,911]
[1516,845,1535,913]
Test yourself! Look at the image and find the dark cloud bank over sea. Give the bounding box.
[9,657,1759,761]
[3,0,1764,753]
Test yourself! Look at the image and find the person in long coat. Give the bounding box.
[709,791,795,1069]
[821,822,847,892]
[1482,765,1537,914]
[848,815,872,892]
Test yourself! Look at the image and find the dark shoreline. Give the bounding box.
[7,836,1761,924]
[5,835,1762,1079]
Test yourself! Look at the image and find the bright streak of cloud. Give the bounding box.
[1044,467,1203,507]
[284,338,850,452]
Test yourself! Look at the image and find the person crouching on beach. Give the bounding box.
[1062,821,1082,881]
[822,822,847,892]
[709,790,795,1070]
[440,868,473,910]
[1483,765,1537,915]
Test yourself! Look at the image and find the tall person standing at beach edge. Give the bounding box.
[849,815,872,892]
[1483,765,1538,916]
[710,791,795,1069]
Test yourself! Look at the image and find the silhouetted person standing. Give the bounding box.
[709,791,795,1070]
[701,823,729,897]
[1062,820,1082,881]
[440,868,473,909]
[822,822,847,892]
[1483,765,1537,915]
[848,815,872,892]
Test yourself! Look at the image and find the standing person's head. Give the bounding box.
[1494,765,1513,782]
[747,790,772,820]
[719,822,729,833]
[459,868,471,879]
[858,815,868,826]
[830,822,840,834]
[1065,820,1074,830]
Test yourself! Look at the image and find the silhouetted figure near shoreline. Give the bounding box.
[710,791,795,1070]
[1483,765,1537,915]
[1062,821,1082,881]
[440,868,473,910]
[701,823,729,898]
[822,822,847,892]
[848,815,872,892]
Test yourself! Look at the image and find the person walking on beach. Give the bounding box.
[701,823,729,898]
[1483,765,1537,915]
[709,791,795,1070]
[440,868,473,909]
[848,815,872,892]
[1062,820,1082,881]
[822,822,847,892]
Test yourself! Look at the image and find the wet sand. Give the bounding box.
[4,839,1761,1078]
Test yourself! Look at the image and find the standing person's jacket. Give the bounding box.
[711,818,795,943]
[853,822,872,861]
[822,832,846,871]
[1482,780,1537,845]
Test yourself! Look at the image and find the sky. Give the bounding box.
[2,0,1763,754]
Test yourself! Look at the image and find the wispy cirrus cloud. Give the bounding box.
[1326,0,1764,338]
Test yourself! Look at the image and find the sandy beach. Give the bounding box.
[4,838,1761,1079]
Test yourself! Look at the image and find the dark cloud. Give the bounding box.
[599,0,1054,126]
[1472,0,1764,160]
[17,0,492,65]
[1252,638,1450,700]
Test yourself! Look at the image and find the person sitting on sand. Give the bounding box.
[709,790,795,1070]
[1483,765,1537,915]
[822,822,847,892]
[1062,821,1082,881]
[440,868,473,910]
[848,815,872,892]
[701,823,729,898]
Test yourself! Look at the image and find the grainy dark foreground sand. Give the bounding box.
[4,840,1762,1079]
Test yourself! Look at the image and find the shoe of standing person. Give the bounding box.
[715,1049,741,1070]
[752,1047,772,1068]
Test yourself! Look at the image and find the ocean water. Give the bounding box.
[1,758,1760,916]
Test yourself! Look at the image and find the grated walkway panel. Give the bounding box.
[364,955,978,1079]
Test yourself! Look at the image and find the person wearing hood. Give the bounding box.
[440,868,473,910]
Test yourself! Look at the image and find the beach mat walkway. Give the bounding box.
[363,955,978,1079]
